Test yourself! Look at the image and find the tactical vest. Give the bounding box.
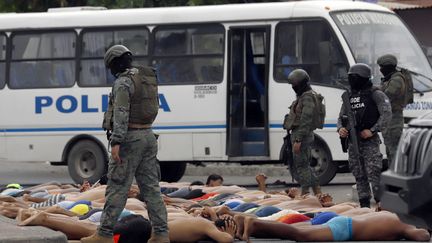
[102,66,159,130]
[381,71,406,111]
[349,87,379,131]
[129,66,159,125]
[283,90,324,130]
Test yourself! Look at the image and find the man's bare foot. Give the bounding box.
[242,216,255,243]
[233,214,246,240]
[255,173,267,184]
[318,193,335,207]
[286,187,300,199]
[80,180,91,192]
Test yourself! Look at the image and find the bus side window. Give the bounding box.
[0,34,5,89]
[9,31,76,89]
[79,28,149,87]
[274,20,348,85]
[153,24,224,85]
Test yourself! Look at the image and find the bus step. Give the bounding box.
[243,127,265,142]
[242,141,265,156]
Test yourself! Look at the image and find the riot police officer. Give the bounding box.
[377,54,405,167]
[283,69,322,196]
[81,45,169,243]
[338,63,392,208]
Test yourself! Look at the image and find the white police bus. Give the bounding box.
[0,1,431,184]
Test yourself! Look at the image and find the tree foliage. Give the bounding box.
[0,0,281,12]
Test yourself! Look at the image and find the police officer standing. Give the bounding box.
[338,63,392,208]
[81,45,169,243]
[283,69,322,196]
[377,54,405,167]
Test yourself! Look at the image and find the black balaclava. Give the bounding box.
[380,65,396,81]
[110,53,132,77]
[348,74,371,93]
[292,79,311,96]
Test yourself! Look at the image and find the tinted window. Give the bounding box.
[332,11,432,92]
[153,24,224,85]
[80,28,149,87]
[10,31,76,89]
[274,20,348,85]
[0,34,5,88]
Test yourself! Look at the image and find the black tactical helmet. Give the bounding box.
[287,69,310,85]
[377,54,398,67]
[348,63,371,79]
[104,45,132,68]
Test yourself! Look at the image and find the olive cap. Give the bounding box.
[348,63,371,79]
[104,45,132,68]
[377,54,397,67]
[287,69,310,85]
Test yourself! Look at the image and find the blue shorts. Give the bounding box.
[311,212,339,225]
[323,216,353,241]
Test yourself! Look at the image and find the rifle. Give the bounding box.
[341,91,360,159]
[340,115,349,153]
[280,132,294,182]
[282,133,294,166]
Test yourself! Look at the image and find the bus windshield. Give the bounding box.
[332,11,432,92]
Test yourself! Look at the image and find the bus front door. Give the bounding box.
[227,27,270,158]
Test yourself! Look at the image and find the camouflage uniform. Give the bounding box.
[338,88,392,204]
[285,91,320,194]
[378,54,405,166]
[98,68,168,237]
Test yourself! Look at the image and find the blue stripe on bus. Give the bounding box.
[154,125,226,130]
[3,127,103,132]
[1,124,337,133]
[1,125,226,132]
[269,124,337,128]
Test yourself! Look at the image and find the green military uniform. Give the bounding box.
[98,67,168,238]
[378,54,405,166]
[284,90,320,194]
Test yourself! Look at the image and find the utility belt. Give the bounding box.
[128,123,152,130]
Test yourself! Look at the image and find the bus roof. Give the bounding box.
[0,1,391,30]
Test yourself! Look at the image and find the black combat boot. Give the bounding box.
[359,198,371,208]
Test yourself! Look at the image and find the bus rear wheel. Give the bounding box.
[160,162,186,182]
[67,140,107,184]
[310,139,337,186]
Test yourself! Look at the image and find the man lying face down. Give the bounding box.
[169,215,236,242]
[115,215,234,243]
[235,211,430,242]
[16,208,237,243]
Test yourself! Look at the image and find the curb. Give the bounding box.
[184,164,290,177]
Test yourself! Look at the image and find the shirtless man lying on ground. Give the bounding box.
[234,210,430,242]
[16,208,237,242]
